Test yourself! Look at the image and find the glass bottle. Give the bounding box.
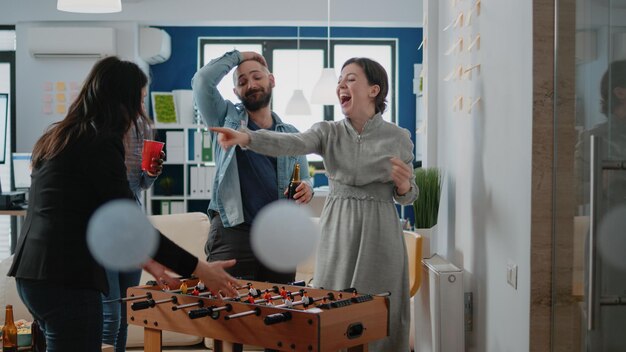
[287,163,301,200]
[2,304,17,352]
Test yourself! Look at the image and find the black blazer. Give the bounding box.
[8,133,197,294]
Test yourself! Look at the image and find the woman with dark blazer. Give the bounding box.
[7,56,238,351]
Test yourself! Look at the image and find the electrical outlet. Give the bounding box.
[507,261,518,289]
[464,292,473,332]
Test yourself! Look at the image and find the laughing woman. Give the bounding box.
[210,57,418,351]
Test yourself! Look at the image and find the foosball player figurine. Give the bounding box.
[249,284,259,297]
[302,291,314,307]
[196,281,206,291]
[279,286,288,300]
[246,293,256,304]
[180,282,188,295]
[191,287,201,296]
[318,296,332,309]
[263,289,273,303]
[284,293,293,308]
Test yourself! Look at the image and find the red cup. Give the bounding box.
[141,140,165,173]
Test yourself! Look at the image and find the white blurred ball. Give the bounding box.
[597,205,626,271]
[87,199,158,271]
[251,200,320,273]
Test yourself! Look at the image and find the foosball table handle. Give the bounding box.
[263,311,292,325]
[131,299,155,311]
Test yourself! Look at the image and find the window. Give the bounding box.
[200,38,396,163]
[201,43,263,104]
[0,27,15,261]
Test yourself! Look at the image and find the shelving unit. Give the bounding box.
[145,123,216,215]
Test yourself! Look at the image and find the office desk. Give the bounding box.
[0,209,27,254]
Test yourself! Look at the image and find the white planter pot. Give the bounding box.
[414,224,437,258]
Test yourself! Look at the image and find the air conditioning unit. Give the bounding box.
[139,27,171,65]
[28,27,116,59]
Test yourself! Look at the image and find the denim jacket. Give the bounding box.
[191,50,311,227]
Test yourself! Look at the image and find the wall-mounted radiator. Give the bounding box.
[414,254,464,352]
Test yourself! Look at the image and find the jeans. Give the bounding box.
[102,268,142,352]
[206,214,296,283]
[206,214,289,352]
[16,278,103,352]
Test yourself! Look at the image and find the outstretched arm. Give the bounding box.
[210,126,251,149]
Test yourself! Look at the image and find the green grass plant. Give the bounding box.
[413,167,442,229]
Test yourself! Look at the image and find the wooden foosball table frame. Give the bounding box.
[127,279,389,352]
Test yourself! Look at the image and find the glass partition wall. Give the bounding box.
[553,0,626,350]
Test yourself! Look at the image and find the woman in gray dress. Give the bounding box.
[211,57,418,351]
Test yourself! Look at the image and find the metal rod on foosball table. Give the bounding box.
[172,299,204,311]
[234,282,252,290]
[103,291,153,304]
[224,307,261,320]
[131,296,179,311]
[188,303,233,320]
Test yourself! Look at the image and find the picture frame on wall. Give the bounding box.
[151,91,178,124]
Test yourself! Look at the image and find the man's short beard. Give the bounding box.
[241,90,272,112]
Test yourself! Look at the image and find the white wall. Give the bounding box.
[1,0,422,28]
[15,21,143,152]
[427,0,532,351]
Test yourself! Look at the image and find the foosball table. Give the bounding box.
[126,278,389,352]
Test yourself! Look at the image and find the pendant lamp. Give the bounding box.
[286,27,312,116]
[311,0,338,105]
[57,0,122,13]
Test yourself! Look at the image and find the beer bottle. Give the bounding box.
[2,304,17,352]
[287,163,301,200]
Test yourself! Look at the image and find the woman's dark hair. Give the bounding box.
[32,56,149,168]
[600,59,626,116]
[342,57,389,114]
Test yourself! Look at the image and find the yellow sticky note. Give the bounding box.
[56,93,66,102]
[56,104,66,114]
[56,82,66,91]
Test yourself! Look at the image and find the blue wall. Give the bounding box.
[150,26,422,143]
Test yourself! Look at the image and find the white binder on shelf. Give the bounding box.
[197,166,205,198]
[165,131,184,163]
[160,201,170,215]
[203,166,215,196]
[189,166,199,198]
[193,131,203,162]
[169,201,185,214]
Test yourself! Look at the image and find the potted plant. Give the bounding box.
[158,176,175,196]
[413,167,442,257]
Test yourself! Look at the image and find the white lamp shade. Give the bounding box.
[311,68,338,105]
[57,0,122,13]
[285,89,311,116]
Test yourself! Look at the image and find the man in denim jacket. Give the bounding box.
[192,50,312,307]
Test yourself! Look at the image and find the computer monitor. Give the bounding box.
[0,94,8,164]
[11,153,32,191]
